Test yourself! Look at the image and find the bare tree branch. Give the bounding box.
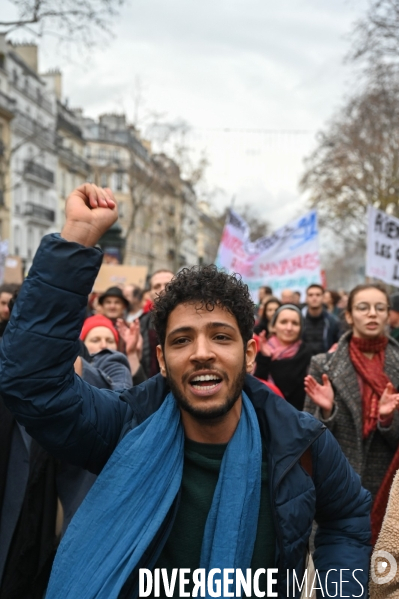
[348,0,399,68]
[234,203,271,242]
[300,71,399,245]
[1,0,126,51]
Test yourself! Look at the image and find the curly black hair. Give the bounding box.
[152,265,255,347]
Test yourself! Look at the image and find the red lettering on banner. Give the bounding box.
[257,252,320,277]
[222,229,247,260]
[231,257,255,277]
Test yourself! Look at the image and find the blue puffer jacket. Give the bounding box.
[0,235,372,599]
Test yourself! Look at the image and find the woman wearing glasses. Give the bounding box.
[304,284,399,544]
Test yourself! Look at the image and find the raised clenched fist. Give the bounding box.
[61,183,118,247]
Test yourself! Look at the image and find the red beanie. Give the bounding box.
[80,315,119,344]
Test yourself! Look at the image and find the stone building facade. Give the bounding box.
[80,113,202,273]
[4,40,57,267]
[0,38,223,278]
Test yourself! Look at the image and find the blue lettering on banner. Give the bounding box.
[289,212,318,251]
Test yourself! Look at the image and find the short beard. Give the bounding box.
[166,360,247,422]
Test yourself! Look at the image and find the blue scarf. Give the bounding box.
[46,391,262,598]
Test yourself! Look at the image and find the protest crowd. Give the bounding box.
[1,184,399,599]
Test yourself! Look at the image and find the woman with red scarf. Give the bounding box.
[304,284,399,544]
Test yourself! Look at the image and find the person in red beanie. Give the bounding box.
[80,315,119,354]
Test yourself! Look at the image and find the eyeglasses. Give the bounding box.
[353,302,389,314]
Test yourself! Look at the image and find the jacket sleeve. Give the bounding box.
[90,350,133,391]
[312,429,372,598]
[377,411,399,451]
[0,234,133,474]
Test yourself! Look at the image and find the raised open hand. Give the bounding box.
[258,330,273,357]
[61,184,118,247]
[116,318,143,376]
[304,373,334,418]
[379,383,399,418]
[116,319,143,360]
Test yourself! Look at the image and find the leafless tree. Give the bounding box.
[145,118,209,187]
[143,118,212,269]
[349,0,399,68]
[123,150,167,270]
[300,72,399,245]
[235,202,270,242]
[299,0,399,272]
[1,0,126,50]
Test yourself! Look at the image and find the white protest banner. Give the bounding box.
[366,205,399,286]
[215,210,322,301]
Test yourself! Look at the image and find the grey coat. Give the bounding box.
[304,332,399,500]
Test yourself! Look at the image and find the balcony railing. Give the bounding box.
[58,145,90,174]
[24,160,55,184]
[0,91,16,116]
[13,80,53,114]
[24,202,55,222]
[13,112,55,147]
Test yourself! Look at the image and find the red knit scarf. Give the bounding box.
[349,335,399,544]
[349,336,390,438]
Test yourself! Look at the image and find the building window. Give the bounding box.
[14,185,21,214]
[100,173,108,187]
[27,227,33,260]
[99,148,106,160]
[13,69,18,85]
[14,225,20,256]
[116,172,123,191]
[61,171,66,197]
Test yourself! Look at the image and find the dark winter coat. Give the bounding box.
[139,311,160,378]
[301,306,340,354]
[304,331,399,500]
[254,342,312,410]
[0,235,372,599]
[0,401,58,599]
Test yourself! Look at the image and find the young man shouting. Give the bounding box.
[0,185,371,599]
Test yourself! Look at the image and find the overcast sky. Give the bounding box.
[6,0,368,230]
